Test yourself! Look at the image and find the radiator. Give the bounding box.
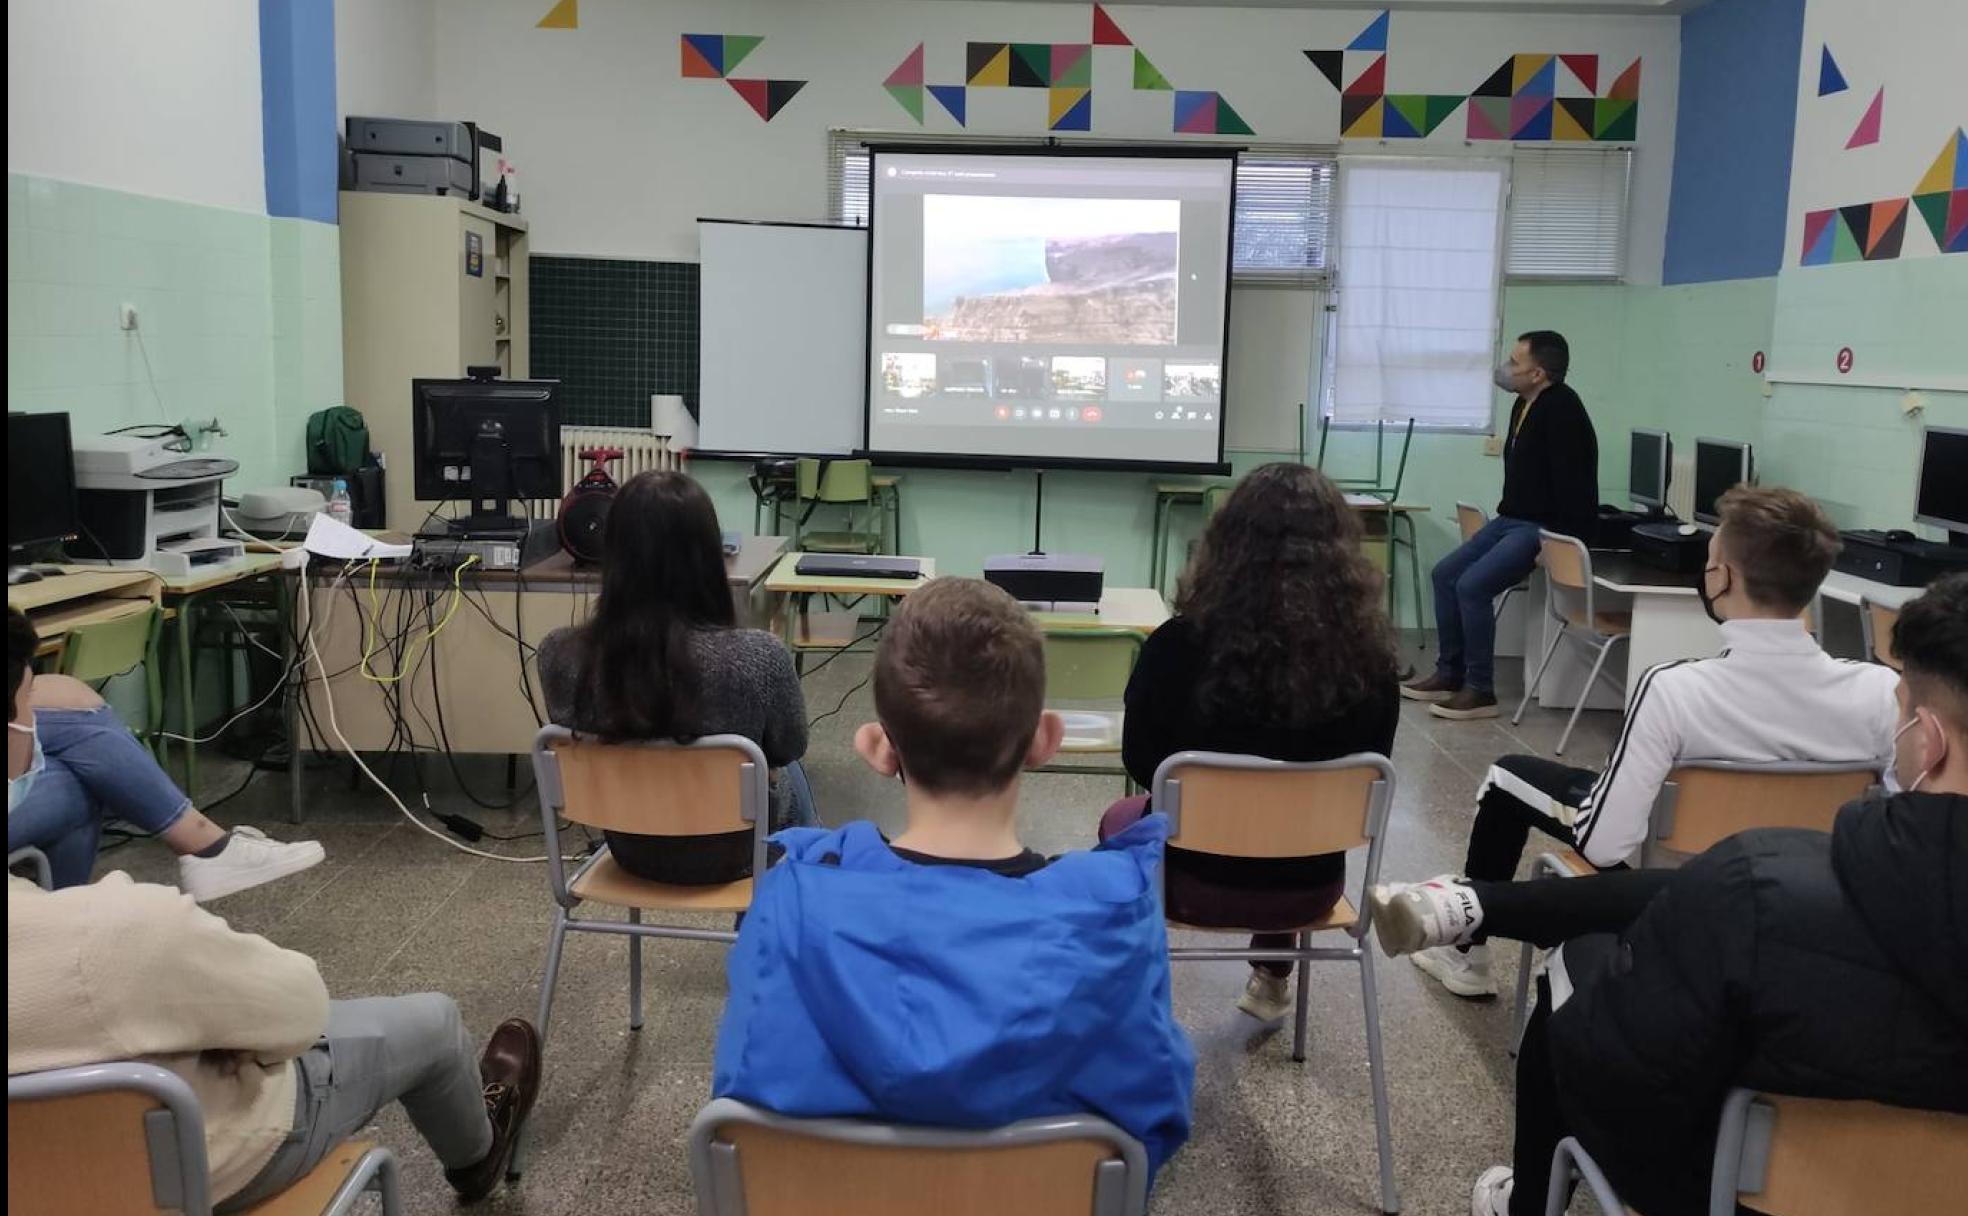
[533,426,682,514]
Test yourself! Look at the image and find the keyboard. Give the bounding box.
[795,555,923,580]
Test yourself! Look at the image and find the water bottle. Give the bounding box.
[325,478,355,527]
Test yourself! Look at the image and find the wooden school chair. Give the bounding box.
[1153,750,1401,1215]
[687,1099,1150,1216]
[1546,1087,1968,1216]
[7,1061,400,1215]
[792,458,884,555]
[1515,531,1631,755]
[1859,597,1901,670]
[56,604,166,758]
[1511,760,1879,1046]
[519,727,772,1175]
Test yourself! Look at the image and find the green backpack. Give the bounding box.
[306,405,370,475]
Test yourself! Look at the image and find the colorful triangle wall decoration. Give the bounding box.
[1818,45,1847,96]
[1050,87,1092,131]
[886,84,924,123]
[1348,11,1390,53]
[536,0,576,30]
[1092,3,1132,47]
[885,43,924,88]
[722,35,763,75]
[681,34,723,78]
[1137,50,1175,91]
[727,78,805,122]
[1846,87,1883,149]
[928,84,967,125]
[1559,54,1597,94]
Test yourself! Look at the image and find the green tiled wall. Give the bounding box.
[8,173,343,491]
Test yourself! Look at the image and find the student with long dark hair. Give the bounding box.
[1101,463,1401,1022]
[537,471,811,883]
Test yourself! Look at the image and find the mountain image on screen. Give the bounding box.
[921,195,1180,345]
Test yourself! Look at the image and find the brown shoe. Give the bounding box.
[1429,687,1500,720]
[1401,672,1462,703]
[445,1018,542,1203]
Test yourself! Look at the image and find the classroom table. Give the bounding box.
[1147,482,1430,625]
[8,567,161,659]
[764,551,936,670]
[157,553,291,790]
[287,536,789,819]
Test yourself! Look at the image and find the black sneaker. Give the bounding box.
[1429,687,1500,720]
[1401,672,1462,703]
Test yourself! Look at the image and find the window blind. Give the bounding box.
[1505,146,1632,281]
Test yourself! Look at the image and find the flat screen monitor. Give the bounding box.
[1692,437,1753,526]
[1628,428,1670,512]
[8,412,78,551]
[865,146,1235,472]
[411,377,563,514]
[1914,425,1967,534]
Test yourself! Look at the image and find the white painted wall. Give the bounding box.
[434,0,1679,279]
[337,0,438,121]
[6,0,266,212]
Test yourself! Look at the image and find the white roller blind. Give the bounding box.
[826,130,1332,285]
[1505,146,1631,281]
[1330,157,1507,431]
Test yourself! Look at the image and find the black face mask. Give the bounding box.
[1697,564,1731,626]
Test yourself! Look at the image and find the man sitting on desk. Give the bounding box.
[1405,331,1598,720]
[1374,486,1901,999]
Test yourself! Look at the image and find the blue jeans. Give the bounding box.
[780,759,819,827]
[1431,515,1542,693]
[5,705,193,888]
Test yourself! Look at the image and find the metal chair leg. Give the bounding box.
[628,907,645,1031]
[1514,626,1565,724]
[1361,949,1401,1214]
[511,913,569,1179]
[1291,934,1312,1063]
[1557,636,1622,756]
[1510,940,1536,1057]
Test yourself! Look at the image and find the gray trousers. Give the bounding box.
[219,995,492,1211]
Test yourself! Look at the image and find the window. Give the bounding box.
[1505,146,1631,281]
[825,129,1334,285]
[1327,157,1508,432]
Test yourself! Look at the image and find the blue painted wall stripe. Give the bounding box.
[1662,0,1806,284]
[260,0,338,223]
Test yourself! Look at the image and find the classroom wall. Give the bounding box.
[7,0,361,494]
[336,0,438,123]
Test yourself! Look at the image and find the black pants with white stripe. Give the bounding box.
[1462,754,1600,883]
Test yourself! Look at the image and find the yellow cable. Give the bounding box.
[360,555,479,684]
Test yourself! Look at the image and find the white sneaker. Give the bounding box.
[1235,969,1295,1023]
[1411,943,1498,999]
[180,826,325,902]
[1369,874,1486,955]
[1471,1166,1513,1216]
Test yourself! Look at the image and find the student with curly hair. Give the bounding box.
[1100,463,1401,1022]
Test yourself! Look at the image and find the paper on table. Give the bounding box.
[303,513,412,561]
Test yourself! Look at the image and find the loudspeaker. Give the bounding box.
[558,449,621,563]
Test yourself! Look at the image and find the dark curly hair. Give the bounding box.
[1175,463,1398,726]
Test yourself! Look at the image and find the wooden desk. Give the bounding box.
[1032,588,1169,635]
[513,535,787,627]
[765,552,935,669]
[8,568,160,657]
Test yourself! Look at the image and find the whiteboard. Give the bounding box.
[698,220,868,456]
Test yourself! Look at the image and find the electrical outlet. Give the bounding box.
[119,303,138,331]
[1482,434,1504,457]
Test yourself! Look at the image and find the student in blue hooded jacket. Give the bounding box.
[712,577,1195,1175]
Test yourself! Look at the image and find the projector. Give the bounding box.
[984,553,1105,608]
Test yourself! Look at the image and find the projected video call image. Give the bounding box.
[1050,356,1108,400]
[881,352,938,399]
[1163,362,1222,401]
[921,195,1180,346]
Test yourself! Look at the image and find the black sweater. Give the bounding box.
[1498,382,1599,541]
[1123,618,1401,891]
[1549,792,1968,1216]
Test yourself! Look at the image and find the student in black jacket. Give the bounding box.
[1099,463,1401,1023]
[1405,330,1598,720]
[1411,574,1968,1216]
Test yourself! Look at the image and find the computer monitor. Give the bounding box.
[8,412,78,570]
[1628,428,1671,513]
[1913,425,1967,541]
[412,373,562,531]
[1692,437,1754,526]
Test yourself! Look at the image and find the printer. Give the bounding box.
[70,427,246,576]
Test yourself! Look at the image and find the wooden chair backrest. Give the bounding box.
[1042,629,1141,703]
[8,1087,178,1214]
[797,458,873,504]
[716,1121,1119,1216]
[1656,766,1874,855]
[57,605,159,683]
[1540,534,1591,591]
[550,736,753,835]
[1736,1095,1968,1216]
[1164,761,1380,859]
[1456,502,1487,542]
[1865,601,1902,670]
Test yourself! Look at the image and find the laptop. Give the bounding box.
[795,554,923,580]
